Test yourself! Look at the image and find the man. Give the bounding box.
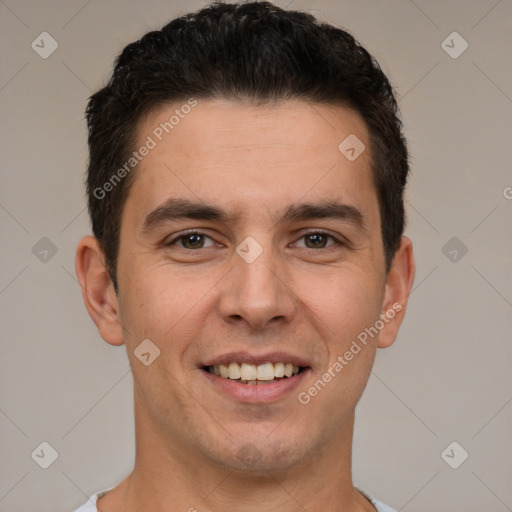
[74,2,415,511]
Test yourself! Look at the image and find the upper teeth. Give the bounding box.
[211,362,300,380]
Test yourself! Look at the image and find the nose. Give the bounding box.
[218,239,296,331]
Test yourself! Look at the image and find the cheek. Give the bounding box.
[295,272,379,421]
[298,266,382,342]
[118,260,198,349]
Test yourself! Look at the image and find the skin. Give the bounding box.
[76,98,415,512]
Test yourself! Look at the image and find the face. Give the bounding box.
[113,98,395,472]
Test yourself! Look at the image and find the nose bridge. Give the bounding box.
[219,234,294,328]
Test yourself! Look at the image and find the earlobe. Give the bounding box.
[378,236,415,349]
[75,235,125,346]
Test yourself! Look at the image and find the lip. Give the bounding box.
[201,367,311,403]
[201,351,311,368]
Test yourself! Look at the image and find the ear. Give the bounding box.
[378,236,415,348]
[75,235,124,346]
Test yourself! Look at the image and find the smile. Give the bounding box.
[205,362,303,384]
[200,351,311,402]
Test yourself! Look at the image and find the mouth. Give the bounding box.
[200,355,311,403]
[199,352,312,402]
[202,362,307,385]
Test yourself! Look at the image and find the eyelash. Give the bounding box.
[166,229,345,250]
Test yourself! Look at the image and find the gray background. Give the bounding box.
[1,0,511,511]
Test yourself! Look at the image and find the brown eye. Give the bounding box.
[295,231,341,250]
[166,231,216,249]
[181,233,205,249]
[304,233,329,248]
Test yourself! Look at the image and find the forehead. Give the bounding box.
[125,98,378,230]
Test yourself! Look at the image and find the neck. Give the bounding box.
[99,398,375,512]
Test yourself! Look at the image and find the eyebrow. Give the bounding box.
[141,197,366,234]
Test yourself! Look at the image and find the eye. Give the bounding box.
[166,230,217,250]
[293,231,342,250]
[165,230,344,251]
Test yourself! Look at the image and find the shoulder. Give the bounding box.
[73,487,113,512]
[355,486,397,512]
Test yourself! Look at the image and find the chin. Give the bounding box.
[205,434,310,474]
